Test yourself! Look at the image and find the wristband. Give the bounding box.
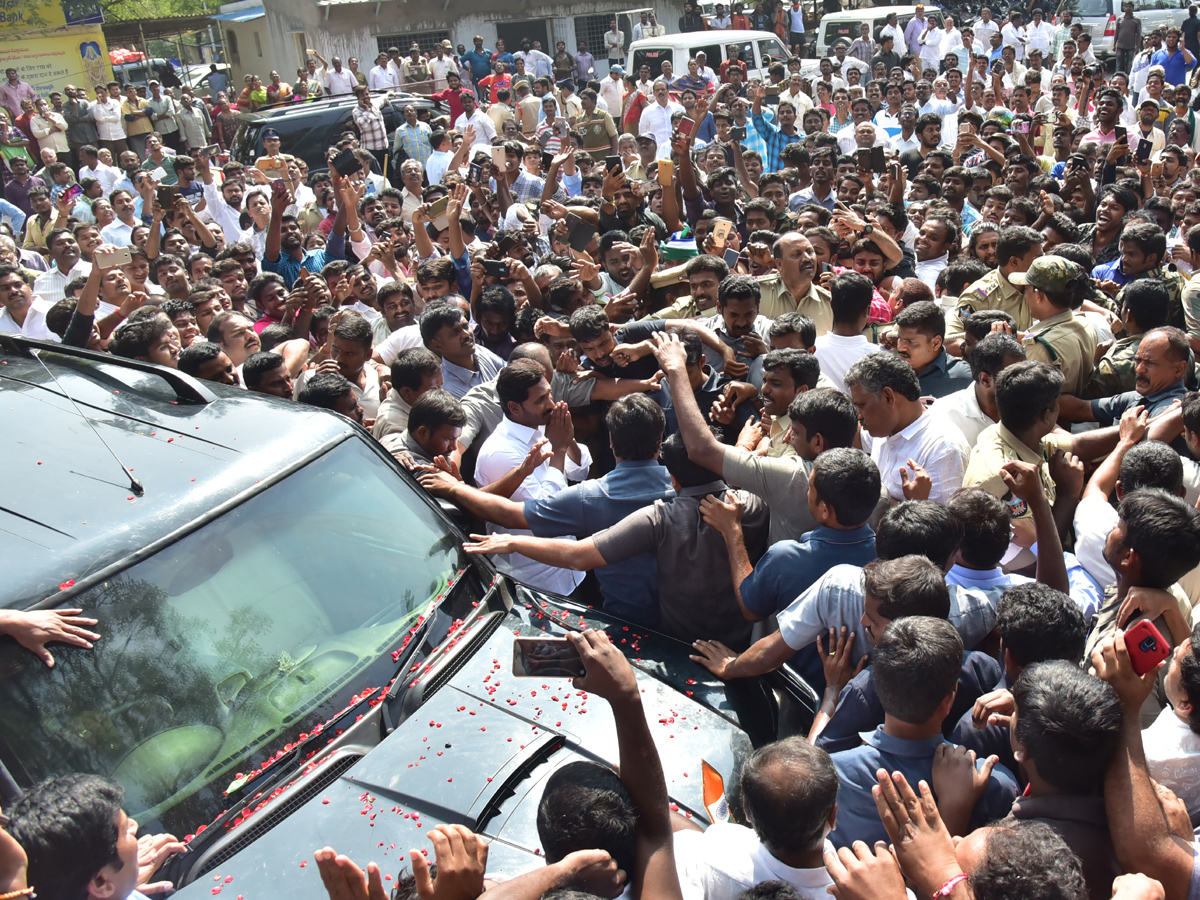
[932,874,969,899]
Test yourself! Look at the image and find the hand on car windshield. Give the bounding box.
[0,608,100,667]
[137,831,187,894]
[410,823,488,900]
[314,847,388,900]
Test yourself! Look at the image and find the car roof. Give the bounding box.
[0,337,354,608]
[629,28,785,48]
[820,4,939,21]
[236,90,434,123]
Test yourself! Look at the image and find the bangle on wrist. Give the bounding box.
[932,874,968,900]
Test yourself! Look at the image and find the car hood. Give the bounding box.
[174,592,752,899]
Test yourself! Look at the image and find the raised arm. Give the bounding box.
[650,332,728,472]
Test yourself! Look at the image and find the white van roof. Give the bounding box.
[819,5,940,24]
[629,28,784,52]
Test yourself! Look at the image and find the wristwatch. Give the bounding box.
[861,223,874,236]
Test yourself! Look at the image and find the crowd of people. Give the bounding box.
[8,4,1200,899]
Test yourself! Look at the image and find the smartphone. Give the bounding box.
[1124,620,1171,676]
[156,184,178,208]
[541,151,554,172]
[95,246,133,269]
[62,184,83,203]
[605,154,623,176]
[468,161,484,185]
[568,222,597,253]
[820,262,831,274]
[1114,125,1127,144]
[657,159,674,185]
[711,218,733,248]
[723,247,741,269]
[676,116,696,138]
[870,145,886,175]
[491,146,507,170]
[1152,160,1164,178]
[330,147,363,177]
[201,144,220,158]
[730,125,747,141]
[554,116,568,137]
[481,258,510,278]
[565,212,582,234]
[428,196,449,230]
[512,636,585,678]
[1136,138,1152,163]
[1013,119,1030,135]
[959,121,972,134]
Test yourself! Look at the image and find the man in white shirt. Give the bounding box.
[1144,632,1200,821]
[813,271,883,392]
[424,130,454,186]
[675,738,839,900]
[1001,11,1028,61]
[78,144,120,196]
[604,19,625,66]
[927,331,1025,447]
[0,264,58,341]
[323,57,358,95]
[710,3,732,28]
[100,188,142,247]
[32,228,91,304]
[845,351,969,505]
[919,16,946,70]
[599,65,625,117]
[639,81,683,159]
[91,83,125,156]
[368,52,398,90]
[915,217,955,284]
[974,8,1000,50]
[454,91,497,152]
[475,358,592,596]
[428,42,457,91]
[525,42,555,80]
[632,11,650,42]
[1025,9,1055,59]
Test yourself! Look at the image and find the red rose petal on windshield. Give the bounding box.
[59,579,75,590]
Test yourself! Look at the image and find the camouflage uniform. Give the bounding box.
[1012,257,1097,397]
[1084,333,1142,399]
[946,268,1032,341]
[1115,268,1187,337]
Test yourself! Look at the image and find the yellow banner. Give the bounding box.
[0,0,67,32]
[0,29,112,96]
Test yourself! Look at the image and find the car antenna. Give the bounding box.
[31,348,145,496]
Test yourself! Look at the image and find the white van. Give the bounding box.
[1054,0,1190,61]
[815,5,942,58]
[628,29,793,83]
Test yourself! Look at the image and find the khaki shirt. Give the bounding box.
[640,293,717,321]
[962,423,1057,521]
[1084,333,1141,399]
[757,276,832,333]
[1023,309,1097,397]
[1176,270,1200,340]
[947,268,1031,340]
[767,413,797,458]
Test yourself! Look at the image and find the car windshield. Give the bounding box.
[1062,0,1110,15]
[0,438,465,838]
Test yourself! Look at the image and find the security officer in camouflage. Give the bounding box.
[1083,278,1172,398]
[1011,256,1097,397]
[945,226,1044,355]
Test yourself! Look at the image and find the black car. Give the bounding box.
[0,336,817,899]
[230,91,442,173]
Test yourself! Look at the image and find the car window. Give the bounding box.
[0,437,469,838]
[722,39,755,66]
[1060,0,1111,16]
[825,19,864,46]
[632,47,671,78]
[757,37,789,65]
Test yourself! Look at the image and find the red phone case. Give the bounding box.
[1124,619,1171,675]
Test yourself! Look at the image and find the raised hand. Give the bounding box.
[410,824,488,900]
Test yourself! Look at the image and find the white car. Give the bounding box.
[628,29,793,84]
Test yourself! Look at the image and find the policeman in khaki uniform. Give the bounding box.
[945,227,1044,348]
[1010,256,1097,397]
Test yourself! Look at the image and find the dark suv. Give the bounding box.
[0,336,817,900]
[230,91,442,173]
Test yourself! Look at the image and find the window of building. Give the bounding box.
[253,31,263,57]
[574,14,613,59]
[227,30,240,65]
[376,31,452,57]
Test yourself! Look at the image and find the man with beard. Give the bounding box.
[211,257,250,314]
[914,215,957,283]
[262,179,346,289]
[696,274,774,390]
[195,150,245,243]
[899,112,941,178]
[893,300,973,398]
[598,172,669,241]
[242,350,295,398]
[1004,155,1039,199]
[789,147,835,211]
[749,84,801,173]
[473,358,592,596]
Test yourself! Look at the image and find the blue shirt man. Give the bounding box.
[526,459,675,624]
[1151,43,1193,89]
[461,43,494,82]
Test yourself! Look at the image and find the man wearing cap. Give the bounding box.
[600,65,625,115]
[255,128,293,177]
[324,57,357,96]
[370,52,398,90]
[401,44,430,92]
[461,36,493,90]
[429,42,457,92]
[627,134,658,181]
[1134,97,1168,157]
[1013,256,1096,397]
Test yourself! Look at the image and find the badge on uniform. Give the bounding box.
[1002,490,1027,518]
